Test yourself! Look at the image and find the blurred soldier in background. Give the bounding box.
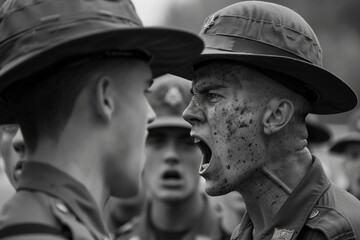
[0,125,24,189]
[116,75,230,240]
[0,0,203,239]
[212,191,246,237]
[330,109,360,200]
[306,114,332,149]
[306,114,333,178]
[181,1,360,239]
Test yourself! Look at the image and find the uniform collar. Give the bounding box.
[233,156,331,240]
[17,161,108,238]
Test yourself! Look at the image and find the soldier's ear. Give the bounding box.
[93,76,115,122]
[262,98,293,135]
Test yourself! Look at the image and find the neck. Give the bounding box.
[150,191,204,232]
[27,131,109,211]
[238,148,312,237]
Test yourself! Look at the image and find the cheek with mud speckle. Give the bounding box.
[210,97,266,187]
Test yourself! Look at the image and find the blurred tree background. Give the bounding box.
[161,0,360,124]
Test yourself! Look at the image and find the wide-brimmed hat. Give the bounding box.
[0,0,204,123]
[176,1,357,115]
[306,114,331,144]
[147,74,191,130]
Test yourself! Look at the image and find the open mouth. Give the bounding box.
[193,137,212,173]
[162,170,181,180]
[13,160,25,183]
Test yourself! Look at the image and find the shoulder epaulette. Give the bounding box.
[305,206,356,240]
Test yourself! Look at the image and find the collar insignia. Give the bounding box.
[164,87,183,107]
[271,228,294,240]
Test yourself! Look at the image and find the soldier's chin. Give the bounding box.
[204,182,231,196]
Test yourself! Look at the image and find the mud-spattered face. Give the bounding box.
[183,63,268,196]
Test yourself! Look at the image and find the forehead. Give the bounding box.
[192,61,259,88]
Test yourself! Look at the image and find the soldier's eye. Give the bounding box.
[2,124,19,135]
[205,92,222,103]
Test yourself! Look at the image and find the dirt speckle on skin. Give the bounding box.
[240,107,248,114]
[193,63,271,197]
[239,122,248,128]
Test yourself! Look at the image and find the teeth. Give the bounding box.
[193,137,201,143]
[200,163,209,172]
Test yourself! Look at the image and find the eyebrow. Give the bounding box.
[191,84,226,94]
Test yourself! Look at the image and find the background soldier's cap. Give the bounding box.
[0,0,204,123]
[306,114,331,144]
[147,74,192,129]
[329,132,360,154]
[176,1,357,115]
[330,109,360,153]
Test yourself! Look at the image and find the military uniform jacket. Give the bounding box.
[0,162,111,240]
[115,195,230,240]
[231,157,360,240]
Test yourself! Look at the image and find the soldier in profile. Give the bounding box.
[0,0,203,239]
[182,1,360,239]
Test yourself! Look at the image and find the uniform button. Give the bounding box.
[55,202,69,213]
[308,209,319,219]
